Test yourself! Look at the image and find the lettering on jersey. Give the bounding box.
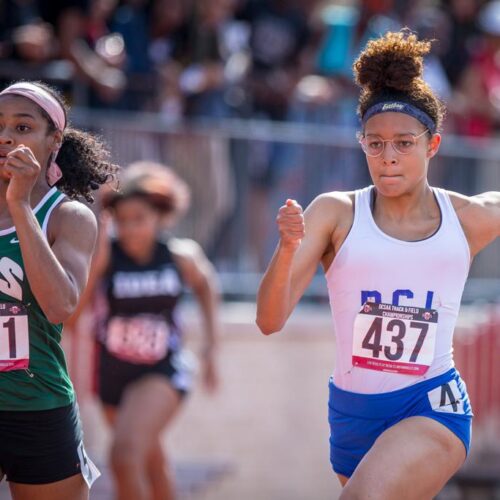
[0,257,23,301]
[392,289,413,305]
[361,290,381,304]
[112,268,182,299]
[424,291,434,309]
[361,289,435,308]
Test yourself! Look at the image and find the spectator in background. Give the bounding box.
[6,0,128,105]
[112,0,150,76]
[85,0,119,55]
[410,5,452,103]
[51,0,127,105]
[450,0,500,137]
[150,0,187,63]
[355,0,402,52]
[149,0,188,119]
[0,0,57,65]
[111,0,155,109]
[232,0,312,270]
[439,0,482,88]
[237,0,311,121]
[442,0,500,196]
[314,1,358,80]
[166,0,246,119]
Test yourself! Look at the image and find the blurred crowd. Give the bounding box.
[3,0,500,137]
[6,0,500,275]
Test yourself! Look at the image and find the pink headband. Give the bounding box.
[0,82,65,186]
[0,82,66,131]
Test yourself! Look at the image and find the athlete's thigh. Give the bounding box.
[102,404,118,427]
[10,473,88,500]
[337,474,349,487]
[341,416,465,500]
[113,375,181,450]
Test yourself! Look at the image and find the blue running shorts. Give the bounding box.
[328,368,473,478]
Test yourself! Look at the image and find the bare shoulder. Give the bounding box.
[307,190,355,237]
[447,189,500,218]
[48,199,97,243]
[304,191,356,261]
[306,190,355,222]
[446,190,470,208]
[446,189,500,255]
[308,190,355,209]
[167,237,214,287]
[167,237,205,262]
[54,199,97,221]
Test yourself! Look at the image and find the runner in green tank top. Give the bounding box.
[0,81,117,500]
[0,188,73,411]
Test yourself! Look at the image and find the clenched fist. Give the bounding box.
[2,144,41,205]
[276,199,305,251]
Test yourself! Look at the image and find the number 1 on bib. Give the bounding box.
[0,303,29,371]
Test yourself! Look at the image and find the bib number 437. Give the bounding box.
[352,302,438,375]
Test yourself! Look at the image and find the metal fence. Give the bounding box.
[71,109,500,302]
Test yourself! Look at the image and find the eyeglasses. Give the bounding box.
[359,129,429,157]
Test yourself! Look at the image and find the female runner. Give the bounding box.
[82,163,220,500]
[0,80,116,499]
[257,31,499,499]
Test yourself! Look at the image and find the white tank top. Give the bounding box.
[325,186,470,394]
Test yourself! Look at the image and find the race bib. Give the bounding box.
[427,380,465,415]
[106,314,170,364]
[0,303,29,372]
[352,302,438,375]
[77,441,101,488]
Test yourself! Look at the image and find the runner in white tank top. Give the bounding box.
[256,30,500,500]
[327,185,470,394]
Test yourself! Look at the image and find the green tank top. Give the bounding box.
[0,187,75,411]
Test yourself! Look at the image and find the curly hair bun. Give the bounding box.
[354,30,431,94]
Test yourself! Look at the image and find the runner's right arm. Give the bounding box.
[256,195,338,335]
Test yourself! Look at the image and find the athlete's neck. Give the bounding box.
[0,181,54,229]
[120,239,157,265]
[372,183,438,223]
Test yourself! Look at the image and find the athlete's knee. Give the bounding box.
[110,436,146,475]
[339,485,363,500]
[147,443,168,470]
[340,481,389,500]
[340,488,382,500]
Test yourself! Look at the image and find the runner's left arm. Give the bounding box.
[453,191,500,257]
[64,211,112,330]
[10,199,97,324]
[170,238,220,392]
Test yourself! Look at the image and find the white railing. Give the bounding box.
[70,110,500,300]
